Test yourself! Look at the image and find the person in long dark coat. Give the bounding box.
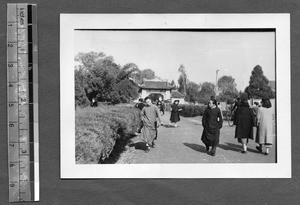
[169,100,182,127]
[234,98,255,154]
[201,99,223,156]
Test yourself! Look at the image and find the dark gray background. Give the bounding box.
[0,0,299,204]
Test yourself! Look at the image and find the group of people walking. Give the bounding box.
[201,94,274,156]
[234,97,274,155]
[135,94,274,156]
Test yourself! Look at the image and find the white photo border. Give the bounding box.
[60,14,291,178]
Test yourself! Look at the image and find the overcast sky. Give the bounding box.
[75,30,275,91]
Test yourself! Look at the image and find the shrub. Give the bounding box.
[178,104,207,117]
[75,104,141,164]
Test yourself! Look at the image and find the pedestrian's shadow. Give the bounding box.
[128,142,148,151]
[218,142,258,153]
[161,124,176,128]
[183,143,207,154]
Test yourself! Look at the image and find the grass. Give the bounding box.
[75,103,141,164]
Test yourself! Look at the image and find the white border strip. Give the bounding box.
[60,14,290,178]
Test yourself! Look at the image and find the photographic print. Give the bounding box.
[60,14,290,178]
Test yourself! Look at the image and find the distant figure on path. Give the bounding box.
[169,100,182,127]
[156,97,165,115]
[201,99,223,156]
[140,97,162,152]
[256,98,273,155]
[91,98,98,107]
[234,97,255,154]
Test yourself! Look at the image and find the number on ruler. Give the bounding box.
[10,183,15,188]
[20,98,27,103]
[9,103,14,107]
[8,43,13,47]
[9,124,14,127]
[8,63,13,67]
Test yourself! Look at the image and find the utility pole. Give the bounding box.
[216,69,220,95]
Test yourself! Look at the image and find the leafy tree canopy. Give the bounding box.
[74,52,139,106]
[185,81,201,103]
[198,82,216,104]
[244,65,275,99]
[140,69,156,80]
[170,80,176,86]
[217,75,238,102]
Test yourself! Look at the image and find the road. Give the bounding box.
[117,111,276,164]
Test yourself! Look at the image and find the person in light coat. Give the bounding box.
[255,98,273,155]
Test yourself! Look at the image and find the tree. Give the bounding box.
[74,51,139,105]
[75,68,89,107]
[244,65,275,99]
[110,79,139,104]
[178,64,187,94]
[185,81,201,103]
[217,75,239,102]
[75,52,105,70]
[198,82,215,104]
[170,80,176,87]
[122,63,141,84]
[140,69,156,81]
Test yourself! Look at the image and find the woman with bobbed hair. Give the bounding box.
[256,98,273,155]
[234,94,255,154]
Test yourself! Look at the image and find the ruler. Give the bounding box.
[7,4,39,202]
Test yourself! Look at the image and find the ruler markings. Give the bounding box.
[8,4,39,202]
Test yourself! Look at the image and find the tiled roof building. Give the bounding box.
[138,78,174,100]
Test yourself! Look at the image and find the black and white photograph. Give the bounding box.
[60,14,290,178]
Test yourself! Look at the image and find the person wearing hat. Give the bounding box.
[169,100,182,127]
[234,93,255,154]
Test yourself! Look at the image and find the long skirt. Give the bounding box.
[141,122,157,145]
[201,128,220,147]
[170,111,180,123]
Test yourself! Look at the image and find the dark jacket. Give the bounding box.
[234,102,255,139]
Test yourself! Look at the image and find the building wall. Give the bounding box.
[165,90,171,100]
[140,89,172,100]
[141,89,147,99]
